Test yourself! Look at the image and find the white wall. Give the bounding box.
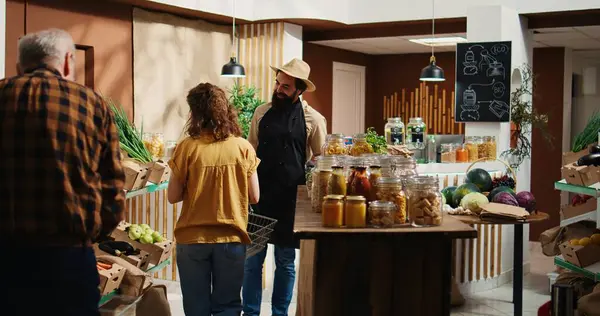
[146,0,600,24]
[571,51,600,142]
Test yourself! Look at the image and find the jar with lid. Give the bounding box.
[348,167,371,198]
[368,166,382,201]
[368,201,396,228]
[322,195,345,227]
[455,144,468,163]
[327,166,347,195]
[321,133,348,156]
[376,177,407,224]
[481,136,497,160]
[350,133,374,156]
[384,117,405,145]
[345,195,367,228]
[143,132,165,159]
[406,117,427,150]
[405,176,443,227]
[465,136,480,162]
[164,140,177,160]
[440,144,456,163]
[389,156,418,179]
[311,156,337,213]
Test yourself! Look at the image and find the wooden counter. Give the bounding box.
[294,186,477,316]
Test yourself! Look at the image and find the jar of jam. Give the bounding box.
[345,195,367,228]
[322,195,345,227]
[455,144,468,163]
[348,167,371,198]
[350,133,374,156]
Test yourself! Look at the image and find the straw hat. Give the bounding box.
[270,58,316,92]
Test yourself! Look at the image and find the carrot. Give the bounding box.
[97,265,107,271]
[97,262,112,270]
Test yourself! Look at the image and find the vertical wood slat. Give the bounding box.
[483,224,489,279]
[497,226,503,276]
[154,192,160,278]
[490,224,496,277]
[468,224,475,281]
[146,194,151,229]
[163,190,168,280]
[132,198,137,224]
[172,203,178,281]
[476,224,482,280]
[137,196,143,224]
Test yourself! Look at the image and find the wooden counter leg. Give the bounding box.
[296,240,317,316]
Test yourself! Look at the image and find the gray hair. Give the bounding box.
[18,28,75,69]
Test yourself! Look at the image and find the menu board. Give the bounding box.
[455,41,512,122]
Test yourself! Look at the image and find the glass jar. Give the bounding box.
[368,166,382,201]
[482,136,497,160]
[143,132,165,159]
[406,117,427,150]
[405,176,443,227]
[440,144,456,163]
[350,133,374,156]
[389,156,418,179]
[455,144,468,163]
[311,156,337,213]
[384,117,405,145]
[345,195,367,228]
[368,201,396,228]
[164,140,177,159]
[376,177,407,224]
[322,195,345,227]
[322,133,348,156]
[465,136,480,162]
[348,167,371,198]
[327,166,347,196]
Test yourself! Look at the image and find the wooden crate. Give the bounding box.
[123,162,150,191]
[561,198,597,221]
[148,160,171,185]
[561,163,600,186]
[111,222,174,266]
[98,262,126,295]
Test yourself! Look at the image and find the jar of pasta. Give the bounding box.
[482,136,497,160]
[143,132,165,159]
[322,134,348,156]
[376,177,407,224]
[440,144,456,163]
[405,176,443,227]
[311,156,336,213]
[465,136,480,162]
[350,133,374,156]
[368,201,396,228]
[322,195,345,227]
[455,144,468,163]
[345,195,367,228]
[327,166,347,196]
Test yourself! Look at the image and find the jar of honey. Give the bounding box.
[322,195,345,227]
[345,195,367,228]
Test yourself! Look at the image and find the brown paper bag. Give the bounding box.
[136,285,172,316]
[578,283,600,316]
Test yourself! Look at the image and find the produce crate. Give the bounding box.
[561,197,597,221]
[148,160,171,185]
[123,162,151,191]
[562,163,600,186]
[562,145,595,166]
[111,222,174,266]
[98,262,126,296]
[120,250,150,270]
[559,242,600,268]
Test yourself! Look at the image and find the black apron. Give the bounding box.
[254,101,307,248]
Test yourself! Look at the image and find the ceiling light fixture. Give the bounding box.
[410,36,467,47]
[221,0,245,78]
[420,0,445,82]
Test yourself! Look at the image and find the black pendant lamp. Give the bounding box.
[420,0,445,82]
[221,0,245,78]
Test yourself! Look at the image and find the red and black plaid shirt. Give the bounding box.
[0,65,125,246]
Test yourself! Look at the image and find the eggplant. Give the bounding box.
[98,241,138,256]
[590,145,600,154]
[577,153,600,166]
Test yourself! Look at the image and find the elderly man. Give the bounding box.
[0,29,125,315]
[243,58,327,316]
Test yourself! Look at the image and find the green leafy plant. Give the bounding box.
[572,112,600,152]
[365,127,388,154]
[229,84,264,139]
[106,97,153,163]
[501,64,553,169]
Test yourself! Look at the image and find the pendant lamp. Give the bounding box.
[420,0,445,82]
[221,0,245,78]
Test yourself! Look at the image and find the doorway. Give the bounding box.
[332,62,366,135]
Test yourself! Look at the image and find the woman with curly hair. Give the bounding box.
[167,82,260,316]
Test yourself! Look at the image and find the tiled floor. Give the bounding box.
[158,242,554,316]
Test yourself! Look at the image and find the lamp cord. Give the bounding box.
[431,0,435,58]
[232,0,236,58]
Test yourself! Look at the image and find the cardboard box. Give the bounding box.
[123,161,150,191]
[559,242,600,268]
[561,163,600,186]
[148,160,171,185]
[563,144,597,166]
[111,222,174,266]
[121,250,150,270]
[561,197,597,221]
[98,262,126,295]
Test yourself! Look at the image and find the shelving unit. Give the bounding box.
[554,180,600,229]
[125,181,168,199]
[555,256,600,282]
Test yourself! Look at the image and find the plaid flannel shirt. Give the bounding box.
[0,65,125,246]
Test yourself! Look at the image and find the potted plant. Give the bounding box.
[229,84,264,139]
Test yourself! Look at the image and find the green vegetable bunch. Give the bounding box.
[572,112,600,152]
[365,127,387,154]
[106,98,153,163]
[229,84,264,139]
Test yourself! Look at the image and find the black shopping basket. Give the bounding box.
[246,206,277,258]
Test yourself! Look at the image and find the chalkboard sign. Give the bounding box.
[455,41,512,122]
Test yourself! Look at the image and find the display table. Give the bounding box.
[294,186,477,316]
[449,212,549,316]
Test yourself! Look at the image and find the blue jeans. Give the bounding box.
[177,243,247,316]
[242,246,296,316]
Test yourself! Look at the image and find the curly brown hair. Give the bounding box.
[186,83,241,141]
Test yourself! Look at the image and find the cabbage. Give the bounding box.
[460,192,490,214]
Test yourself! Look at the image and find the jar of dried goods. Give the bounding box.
[311,156,337,213]
[345,195,367,228]
[143,132,165,159]
[376,177,407,224]
[350,133,374,156]
[455,144,468,163]
[482,136,497,160]
[389,156,418,179]
[465,136,480,162]
[348,167,371,198]
[440,144,456,163]
[327,166,347,195]
[368,166,382,201]
[368,201,396,228]
[405,176,443,227]
[322,133,348,156]
[322,195,345,227]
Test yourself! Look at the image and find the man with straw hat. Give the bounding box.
[244,58,326,316]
